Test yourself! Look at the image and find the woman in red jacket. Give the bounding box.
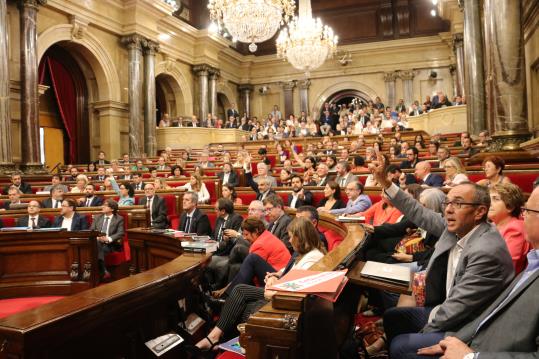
[220,217,291,297]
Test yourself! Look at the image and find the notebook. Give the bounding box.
[360,261,411,286]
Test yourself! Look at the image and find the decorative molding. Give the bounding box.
[70,15,89,40]
[18,0,47,9]
[297,79,311,90]
[383,71,399,82]
[142,39,160,55]
[280,80,296,91]
[120,34,145,50]
[399,70,415,81]
[192,64,213,75]
[238,84,254,92]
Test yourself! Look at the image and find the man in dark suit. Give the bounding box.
[178,191,212,236]
[80,183,104,207]
[246,171,275,201]
[53,198,89,231]
[205,198,244,289]
[308,163,331,187]
[139,182,168,229]
[392,185,539,359]
[16,200,51,228]
[131,173,146,191]
[287,175,313,208]
[400,147,420,170]
[263,194,293,253]
[319,110,335,130]
[187,115,199,127]
[93,150,110,166]
[41,185,65,209]
[227,104,239,120]
[3,173,32,195]
[3,186,23,210]
[90,199,124,278]
[217,163,239,187]
[415,161,444,187]
[370,162,514,345]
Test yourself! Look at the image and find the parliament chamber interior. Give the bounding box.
[0,0,538,358]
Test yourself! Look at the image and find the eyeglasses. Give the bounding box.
[521,207,539,216]
[264,206,275,212]
[442,200,482,210]
[443,165,456,169]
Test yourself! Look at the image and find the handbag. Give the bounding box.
[395,230,425,255]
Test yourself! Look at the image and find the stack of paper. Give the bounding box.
[180,240,218,253]
[268,269,349,302]
[337,215,365,222]
[360,261,411,285]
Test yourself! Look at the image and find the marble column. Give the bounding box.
[192,65,211,121]
[298,80,311,115]
[19,0,47,172]
[0,0,14,171]
[452,33,465,97]
[399,71,414,107]
[143,40,159,157]
[208,68,220,118]
[384,72,398,108]
[238,84,253,118]
[121,34,144,157]
[281,81,296,118]
[483,0,531,150]
[462,0,486,134]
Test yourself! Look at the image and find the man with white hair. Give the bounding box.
[414,161,444,187]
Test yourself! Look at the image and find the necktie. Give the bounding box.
[340,178,346,187]
[86,198,91,207]
[185,216,191,232]
[268,222,275,234]
[31,217,36,228]
[218,220,227,241]
[101,217,109,236]
[55,200,60,208]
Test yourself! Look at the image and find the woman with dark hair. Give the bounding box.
[221,183,242,206]
[108,176,135,206]
[168,165,184,179]
[194,218,325,352]
[87,163,96,173]
[477,155,512,187]
[279,168,292,186]
[317,181,346,213]
[488,183,530,274]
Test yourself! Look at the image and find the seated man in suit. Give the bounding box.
[94,167,107,181]
[392,185,539,359]
[263,194,293,253]
[245,158,277,188]
[400,147,420,170]
[217,162,239,187]
[369,159,514,346]
[2,186,23,210]
[205,198,244,290]
[3,173,32,195]
[246,170,275,201]
[53,198,89,231]
[178,191,212,236]
[80,183,104,207]
[308,162,332,187]
[93,150,110,166]
[287,175,313,208]
[90,199,124,278]
[42,184,65,208]
[139,183,168,229]
[415,161,444,187]
[334,161,359,187]
[131,172,145,191]
[16,200,51,228]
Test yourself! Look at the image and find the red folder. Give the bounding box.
[268,269,348,302]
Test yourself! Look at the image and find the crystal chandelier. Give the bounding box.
[208,0,295,53]
[276,0,338,76]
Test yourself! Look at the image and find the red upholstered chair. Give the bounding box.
[237,192,257,204]
[216,352,243,359]
[104,213,131,279]
[319,226,345,251]
[277,192,288,205]
[2,217,16,227]
[311,191,326,207]
[368,194,382,204]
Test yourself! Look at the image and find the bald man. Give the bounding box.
[415,161,444,187]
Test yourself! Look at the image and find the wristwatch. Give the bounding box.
[463,352,478,359]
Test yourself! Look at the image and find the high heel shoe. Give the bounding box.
[183,336,219,358]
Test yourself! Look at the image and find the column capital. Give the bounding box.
[383,71,398,82]
[280,80,296,91]
[192,64,213,76]
[297,79,311,90]
[17,0,47,9]
[142,39,160,55]
[208,67,220,79]
[238,84,254,92]
[121,34,145,51]
[399,70,415,81]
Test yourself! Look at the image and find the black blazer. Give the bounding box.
[90,213,124,249]
[3,182,32,195]
[53,212,89,231]
[217,171,239,187]
[81,196,104,207]
[178,208,212,236]
[16,215,51,228]
[268,214,293,253]
[93,159,111,166]
[132,181,146,191]
[213,212,244,256]
[399,159,419,170]
[139,195,169,229]
[41,198,64,209]
[286,190,313,208]
[317,198,346,210]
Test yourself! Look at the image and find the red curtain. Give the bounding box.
[38,56,77,164]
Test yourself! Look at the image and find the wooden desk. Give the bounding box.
[0,229,210,358]
[156,127,249,149]
[0,230,100,298]
[348,261,412,295]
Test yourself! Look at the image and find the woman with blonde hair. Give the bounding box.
[181,173,210,203]
[70,174,89,193]
[442,156,468,187]
[153,177,170,190]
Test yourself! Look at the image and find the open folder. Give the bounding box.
[268,269,349,302]
[360,261,411,286]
